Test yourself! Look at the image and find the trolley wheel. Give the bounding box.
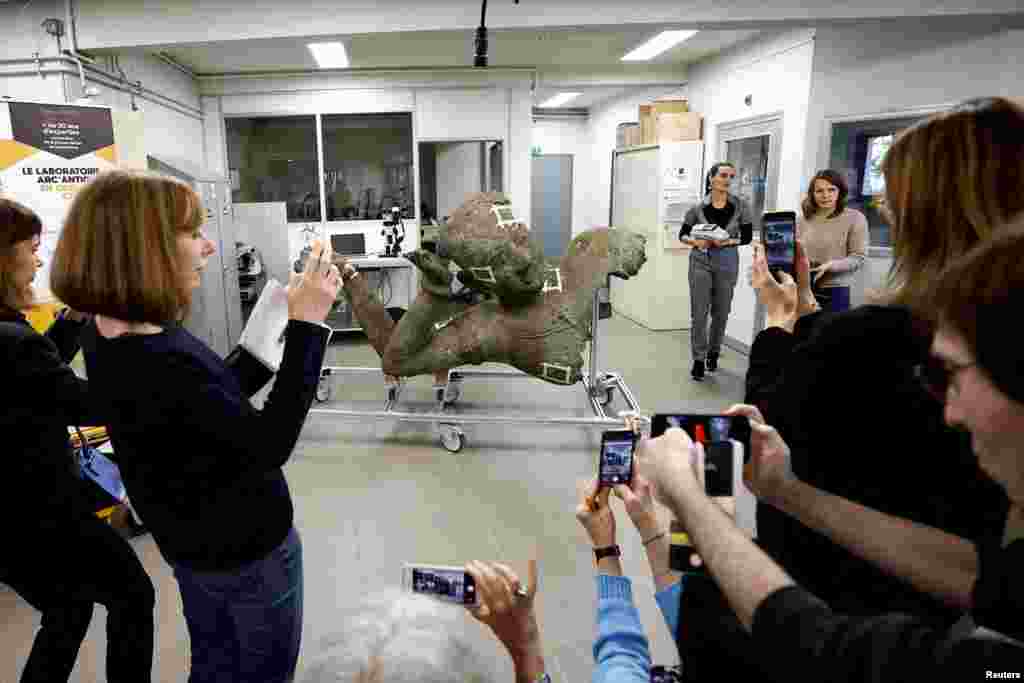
[315,377,332,403]
[444,382,462,405]
[439,425,465,453]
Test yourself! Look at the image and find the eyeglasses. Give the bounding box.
[914,355,977,401]
[717,172,736,179]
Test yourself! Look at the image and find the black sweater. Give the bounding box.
[745,306,1008,621]
[81,319,328,570]
[1,313,99,525]
[750,536,1024,682]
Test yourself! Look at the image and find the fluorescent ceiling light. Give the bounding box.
[539,92,582,108]
[621,30,699,61]
[308,42,349,69]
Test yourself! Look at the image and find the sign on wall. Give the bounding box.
[0,101,117,302]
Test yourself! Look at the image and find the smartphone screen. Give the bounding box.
[599,430,636,487]
[762,211,797,279]
[409,566,478,605]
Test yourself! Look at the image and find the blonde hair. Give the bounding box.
[881,97,1024,310]
[51,170,204,323]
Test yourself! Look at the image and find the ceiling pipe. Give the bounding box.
[63,0,95,100]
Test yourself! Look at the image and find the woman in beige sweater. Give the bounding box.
[797,169,868,312]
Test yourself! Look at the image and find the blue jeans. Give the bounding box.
[812,285,851,313]
[172,527,303,683]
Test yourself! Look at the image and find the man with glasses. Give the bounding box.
[628,226,1024,682]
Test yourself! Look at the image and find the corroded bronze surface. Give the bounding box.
[337,192,647,385]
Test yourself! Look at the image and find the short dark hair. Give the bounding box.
[704,162,736,196]
[933,219,1024,405]
[801,169,849,220]
[51,170,204,323]
[0,198,44,316]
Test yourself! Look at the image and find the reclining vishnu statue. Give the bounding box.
[333,192,648,386]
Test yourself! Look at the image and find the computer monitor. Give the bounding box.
[331,233,366,256]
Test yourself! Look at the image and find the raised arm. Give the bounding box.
[727,404,980,609]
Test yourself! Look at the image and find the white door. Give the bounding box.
[717,115,784,346]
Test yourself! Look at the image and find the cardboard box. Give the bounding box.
[616,122,642,148]
[652,99,690,115]
[655,112,703,142]
[639,105,655,144]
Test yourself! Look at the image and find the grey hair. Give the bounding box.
[298,589,498,683]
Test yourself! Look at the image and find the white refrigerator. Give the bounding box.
[610,141,705,330]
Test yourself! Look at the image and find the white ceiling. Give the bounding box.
[146,27,760,109]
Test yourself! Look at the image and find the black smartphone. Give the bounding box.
[598,430,637,487]
[761,210,798,281]
[403,564,479,606]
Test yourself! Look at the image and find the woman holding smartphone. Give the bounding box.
[679,162,755,381]
[1,197,155,682]
[796,169,868,313]
[51,171,340,683]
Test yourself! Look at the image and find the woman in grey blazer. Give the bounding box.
[678,162,755,381]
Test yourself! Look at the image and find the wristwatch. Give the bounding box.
[593,545,621,562]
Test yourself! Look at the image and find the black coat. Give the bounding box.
[745,306,1008,619]
[0,312,99,526]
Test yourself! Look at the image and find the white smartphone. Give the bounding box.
[401,563,479,606]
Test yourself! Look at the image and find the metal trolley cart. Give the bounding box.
[310,281,642,453]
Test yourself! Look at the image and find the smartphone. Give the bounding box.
[401,564,479,606]
[599,430,637,487]
[761,210,798,281]
[651,414,756,538]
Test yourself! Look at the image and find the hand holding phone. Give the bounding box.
[761,211,798,282]
[402,564,479,606]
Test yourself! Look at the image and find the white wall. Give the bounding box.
[531,118,589,234]
[0,76,65,103]
[804,15,1024,184]
[583,86,688,233]
[804,15,1024,305]
[688,28,816,213]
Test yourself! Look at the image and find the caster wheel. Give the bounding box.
[440,425,465,453]
[315,378,332,403]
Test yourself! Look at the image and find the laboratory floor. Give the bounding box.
[1,313,748,682]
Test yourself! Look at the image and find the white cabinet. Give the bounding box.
[609,141,705,331]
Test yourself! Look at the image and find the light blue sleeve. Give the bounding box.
[655,579,685,637]
[592,575,652,683]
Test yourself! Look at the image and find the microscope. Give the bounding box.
[381,206,405,257]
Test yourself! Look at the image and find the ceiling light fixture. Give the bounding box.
[621,30,699,61]
[539,92,582,108]
[308,42,349,69]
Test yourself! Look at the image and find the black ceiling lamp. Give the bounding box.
[475,0,520,68]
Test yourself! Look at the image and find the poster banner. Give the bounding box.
[0,102,117,302]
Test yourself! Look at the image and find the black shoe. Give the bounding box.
[691,360,705,382]
[706,352,719,373]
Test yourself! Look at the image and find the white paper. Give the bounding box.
[238,278,289,372]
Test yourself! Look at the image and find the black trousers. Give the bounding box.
[4,512,155,682]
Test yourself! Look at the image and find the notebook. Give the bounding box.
[238,278,290,372]
[238,278,334,373]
